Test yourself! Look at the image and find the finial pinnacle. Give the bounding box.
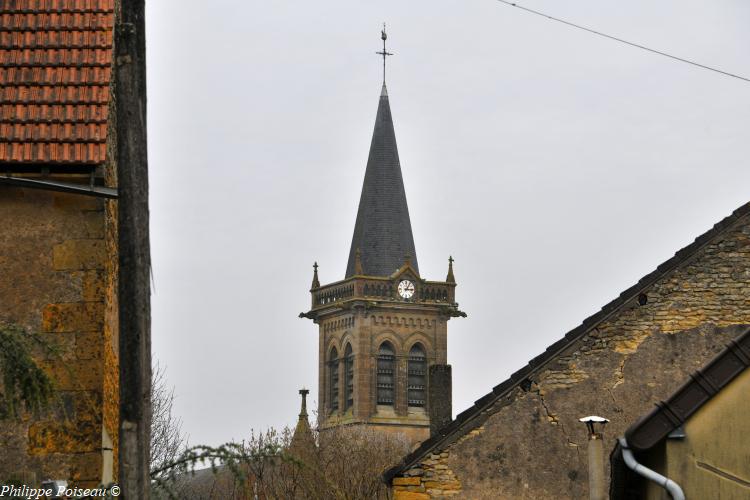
[447,255,456,283]
[375,23,393,85]
[311,262,320,289]
[298,388,309,419]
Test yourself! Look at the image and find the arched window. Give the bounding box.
[377,342,395,405]
[408,344,427,407]
[329,347,339,412]
[344,343,354,410]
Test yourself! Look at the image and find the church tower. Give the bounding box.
[300,28,465,443]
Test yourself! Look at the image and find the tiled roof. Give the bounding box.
[0,0,114,165]
[385,200,750,482]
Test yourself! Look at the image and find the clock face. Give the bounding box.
[398,279,415,299]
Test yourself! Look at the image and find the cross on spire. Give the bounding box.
[447,255,455,283]
[375,23,393,85]
[311,261,320,289]
[298,388,309,419]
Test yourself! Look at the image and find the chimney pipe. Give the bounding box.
[579,415,609,500]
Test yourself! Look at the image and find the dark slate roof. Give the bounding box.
[624,326,750,452]
[345,84,419,278]
[385,200,750,482]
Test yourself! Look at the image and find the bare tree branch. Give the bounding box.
[150,362,187,479]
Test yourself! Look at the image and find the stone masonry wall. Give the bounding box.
[393,428,483,499]
[0,186,114,487]
[319,307,447,445]
[393,215,750,499]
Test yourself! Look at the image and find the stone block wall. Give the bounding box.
[391,214,750,498]
[318,307,447,444]
[0,185,118,487]
[392,430,483,499]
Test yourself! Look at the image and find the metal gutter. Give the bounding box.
[618,437,685,500]
[0,175,118,199]
[625,326,750,451]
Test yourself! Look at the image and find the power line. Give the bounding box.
[495,0,750,84]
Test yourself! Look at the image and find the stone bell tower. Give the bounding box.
[300,28,465,444]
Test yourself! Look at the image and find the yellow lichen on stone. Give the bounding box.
[75,332,103,360]
[611,331,650,354]
[394,491,430,500]
[52,239,105,271]
[81,271,105,302]
[456,425,484,443]
[425,480,461,490]
[39,359,103,391]
[538,363,589,391]
[42,302,104,333]
[394,477,422,486]
[28,419,99,455]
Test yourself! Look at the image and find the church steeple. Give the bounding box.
[302,29,463,446]
[345,84,419,278]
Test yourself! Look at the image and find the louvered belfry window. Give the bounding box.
[408,344,427,407]
[344,344,354,410]
[377,342,395,405]
[330,347,339,412]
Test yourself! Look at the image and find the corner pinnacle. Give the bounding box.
[311,262,320,289]
[446,256,455,283]
[298,388,309,419]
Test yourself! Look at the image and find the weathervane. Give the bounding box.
[375,23,393,84]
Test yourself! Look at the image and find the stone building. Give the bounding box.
[301,81,464,443]
[0,0,119,487]
[384,201,750,498]
[611,327,750,499]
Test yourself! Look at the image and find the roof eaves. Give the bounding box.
[624,326,750,452]
[384,201,750,482]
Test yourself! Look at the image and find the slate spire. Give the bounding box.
[345,84,419,278]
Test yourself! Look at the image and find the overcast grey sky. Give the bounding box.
[146,0,750,447]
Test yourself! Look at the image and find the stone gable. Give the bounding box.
[388,207,750,499]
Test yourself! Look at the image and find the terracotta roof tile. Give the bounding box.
[0,0,113,165]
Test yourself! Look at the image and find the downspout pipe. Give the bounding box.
[618,437,685,500]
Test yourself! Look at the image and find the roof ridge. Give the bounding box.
[384,200,750,481]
